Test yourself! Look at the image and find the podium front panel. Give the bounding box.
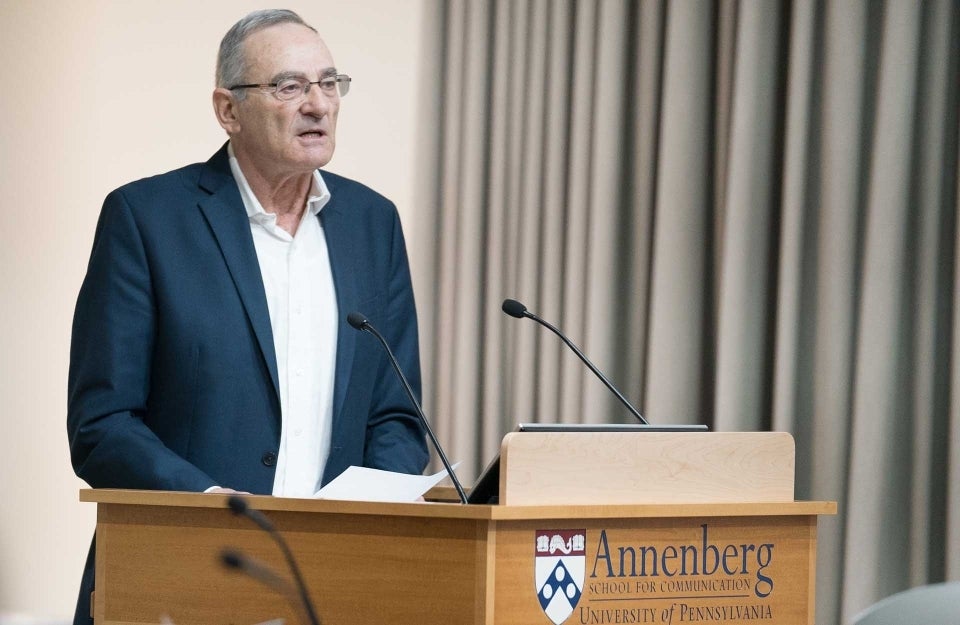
[93,502,489,625]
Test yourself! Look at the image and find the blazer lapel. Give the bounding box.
[197,147,281,403]
[319,190,360,423]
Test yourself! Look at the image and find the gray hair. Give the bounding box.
[216,9,317,98]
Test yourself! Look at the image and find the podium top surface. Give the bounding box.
[80,488,836,520]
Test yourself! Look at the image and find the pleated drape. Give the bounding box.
[417,1,960,622]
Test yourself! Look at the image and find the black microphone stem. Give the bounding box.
[228,497,322,625]
[510,302,649,425]
[267,525,320,625]
[354,320,469,504]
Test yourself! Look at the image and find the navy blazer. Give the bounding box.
[67,143,429,496]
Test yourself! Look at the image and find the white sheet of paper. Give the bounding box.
[313,464,459,502]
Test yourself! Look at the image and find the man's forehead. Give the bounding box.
[243,22,335,75]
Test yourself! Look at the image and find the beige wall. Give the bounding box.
[0,1,433,618]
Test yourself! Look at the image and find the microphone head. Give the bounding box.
[347,311,369,330]
[227,495,248,516]
[502,298,528,319]
[220,548,244,570]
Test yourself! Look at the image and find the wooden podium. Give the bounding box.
[82,432,835,625]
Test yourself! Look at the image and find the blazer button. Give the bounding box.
[261,451,278,467]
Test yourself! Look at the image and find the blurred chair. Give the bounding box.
[850,581,960,625]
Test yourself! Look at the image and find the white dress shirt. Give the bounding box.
[228,144,338,498]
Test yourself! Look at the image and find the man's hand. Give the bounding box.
[205,487,251,494]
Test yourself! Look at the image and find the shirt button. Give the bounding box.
[295,368,304,377]
[261,451,278,467]
[294,429,303,437]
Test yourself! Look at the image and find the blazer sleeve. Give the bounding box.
[67,188,217,492]
[361,206,430,475]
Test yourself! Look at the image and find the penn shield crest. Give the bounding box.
[535,529,586,624]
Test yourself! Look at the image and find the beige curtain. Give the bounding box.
[415,0,960,622]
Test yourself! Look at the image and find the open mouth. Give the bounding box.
[298,130,326,139]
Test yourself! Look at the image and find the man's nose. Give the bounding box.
[301,83,331,115]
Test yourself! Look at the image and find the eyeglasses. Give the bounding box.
[229,74,352,101]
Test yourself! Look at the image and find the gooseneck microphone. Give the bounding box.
[221,549,289,590]
[347,311,469,504]
[220,548,310,622]
[227,496,322,625]
[501,298,649,425]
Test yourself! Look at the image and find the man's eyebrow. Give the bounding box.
[269,70,307,83]
[269,68,338,83]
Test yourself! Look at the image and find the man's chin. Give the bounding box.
[296,144,335,170]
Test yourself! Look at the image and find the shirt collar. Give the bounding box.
[227,142,331,222]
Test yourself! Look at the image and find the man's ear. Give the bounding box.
[212,88,241,134]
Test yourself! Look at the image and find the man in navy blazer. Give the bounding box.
[67,9,428,624]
